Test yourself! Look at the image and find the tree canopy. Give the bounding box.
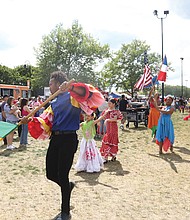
[34,20,110,88]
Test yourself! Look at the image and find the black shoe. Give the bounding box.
[53,212,71,220]
[111,156,116,162]
[61,213,71,220]
[103,159,108,164]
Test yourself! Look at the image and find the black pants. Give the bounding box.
[18,124,22,137]
[46,133,78,214]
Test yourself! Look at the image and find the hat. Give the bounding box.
[165,95,174,101]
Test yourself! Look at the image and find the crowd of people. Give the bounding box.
[0,88,189,161]
[0,95,45,150]
[0,74,190,220]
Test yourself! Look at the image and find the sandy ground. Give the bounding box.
[0,112,190,220]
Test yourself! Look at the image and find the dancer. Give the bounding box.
[21,71,104,220]
[154,95,175,155]
[100,99,123,163]
[75,112,104,173]
[148,91,161,142]
[183,98,190,121]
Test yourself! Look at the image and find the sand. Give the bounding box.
[0,112,190,220]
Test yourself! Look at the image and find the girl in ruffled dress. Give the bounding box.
[100,99,123,163]
[75,113,104,173]
[154,95,175,155]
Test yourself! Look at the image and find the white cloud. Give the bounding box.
[0,0,190,88]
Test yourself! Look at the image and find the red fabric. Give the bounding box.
[162,137,171,152]
[22,109,29,116]
[100,109,122,158]
[149,101,155,108]
[100,122,119,158]
[184,115,190,121]
[69,82,89,102]
[156,137,171,152]
[28,116,53,139]
[69,82,104,115]
[28,118,43,139]
[91,107,98,112]
[157,71,166,82]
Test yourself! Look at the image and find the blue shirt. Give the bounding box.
[51,92,81,131]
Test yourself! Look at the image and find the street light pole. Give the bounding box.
[180,57,184,97]
[153,10,169,105]
[185,79,188,98]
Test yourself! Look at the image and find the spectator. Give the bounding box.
[1,95,9,145]
[97,97,108,137]
[119,95,129,130]
[19,98,33,148]
[4,97,19,150]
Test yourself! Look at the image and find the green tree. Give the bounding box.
[12,65,33,86]
[100,39,173,96]
[165,84,190,98]
[11,65,41,96]
[34,20,110,88]
[0,65,14,84]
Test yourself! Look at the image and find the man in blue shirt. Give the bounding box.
[46,71,87,220]
[22,70,104,220]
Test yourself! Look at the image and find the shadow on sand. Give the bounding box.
[0,145,27,156]
[74,160,129,190]
[149,145,190,173]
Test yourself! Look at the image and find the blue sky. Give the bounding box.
[0,0,190,87]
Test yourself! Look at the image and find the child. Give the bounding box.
[75,112,104,173]
[11,104,22,119]
[183,98,190,120]
[148,92,161,142]
[100,99,123,163]
[154,95,175,155]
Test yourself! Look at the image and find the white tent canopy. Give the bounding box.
[109,92,131,99]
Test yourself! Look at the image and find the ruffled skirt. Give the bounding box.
[156,115,174,152]
[100,122,119,159]
[75,138,103,173]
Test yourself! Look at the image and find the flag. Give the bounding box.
[144,75,159,88]
[134,64,152,90]
[0,121,18,139]
[157,55,167,81]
